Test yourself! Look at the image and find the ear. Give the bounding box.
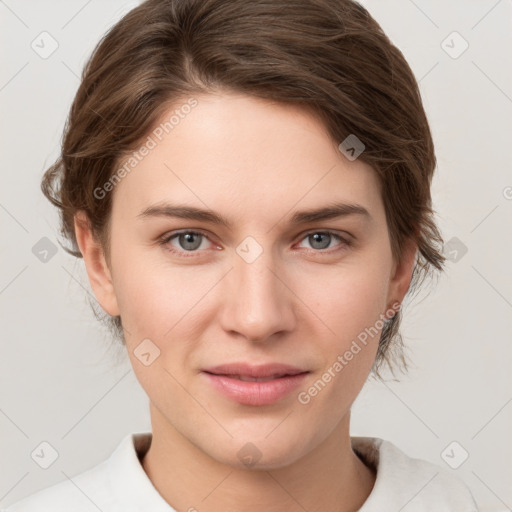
[74,211,120,317]
[386,237,418,309]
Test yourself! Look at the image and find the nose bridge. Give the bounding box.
[221,243,294,341]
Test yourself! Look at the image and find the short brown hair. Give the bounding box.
[42,0,445,379]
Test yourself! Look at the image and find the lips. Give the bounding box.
[201,362,310,405]
[202,362,307,379]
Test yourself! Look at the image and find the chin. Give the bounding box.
[205,433,308,471]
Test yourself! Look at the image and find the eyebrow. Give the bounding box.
[137,201,372,229]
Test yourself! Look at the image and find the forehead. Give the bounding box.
[111,93,383,224]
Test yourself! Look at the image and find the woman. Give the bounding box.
[4,0,479,510]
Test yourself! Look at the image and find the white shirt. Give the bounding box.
[2,432,479,511]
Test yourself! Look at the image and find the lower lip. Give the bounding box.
[202,372,309,406]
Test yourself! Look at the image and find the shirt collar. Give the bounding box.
[107,431,176,511]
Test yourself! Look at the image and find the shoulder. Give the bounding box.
[0,431,150,512]
[2,432,154,512]
[1,458,112,512]
[352,436,479,511]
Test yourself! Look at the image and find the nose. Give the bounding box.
[219,249,296,343]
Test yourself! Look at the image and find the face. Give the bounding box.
[76,92,415,469]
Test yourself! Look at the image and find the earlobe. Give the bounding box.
[74,211,120,317]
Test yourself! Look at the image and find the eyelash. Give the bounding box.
[157,229,352,257]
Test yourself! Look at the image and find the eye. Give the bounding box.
[158,229,351,257]
[295,230,351,253]
[159,230,215,256]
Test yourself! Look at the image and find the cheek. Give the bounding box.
[112,247,219,347]
[291,256,391,392]
[294,267,387,413]
[297,260,390,339]
[115,272,188,337]
[109,243,164,338]
[114,264,201,398]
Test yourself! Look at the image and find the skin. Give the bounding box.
[75,92,417,512]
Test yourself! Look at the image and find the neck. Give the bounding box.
[141,403,376,512]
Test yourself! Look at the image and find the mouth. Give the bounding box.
[201,363,310,406]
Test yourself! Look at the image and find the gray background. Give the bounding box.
[1,1,511,510]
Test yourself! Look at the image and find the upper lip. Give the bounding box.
[203,362,308,378]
